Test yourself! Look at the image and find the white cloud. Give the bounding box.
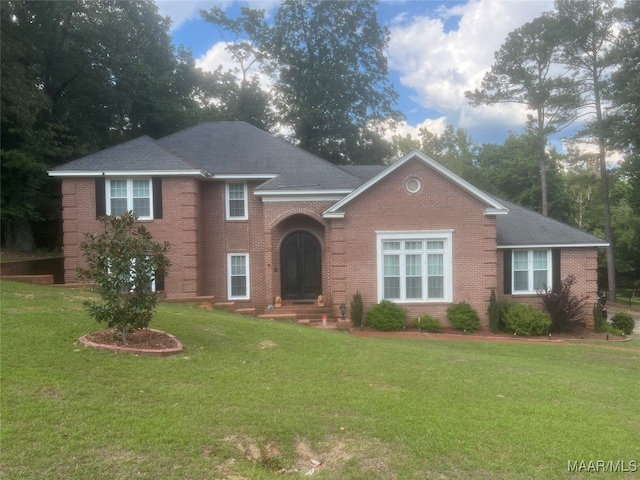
[195,41,274,92]
[195,41,238,72]
[386,117,448,141]
[562,140,624,166]
[387,0,554,136]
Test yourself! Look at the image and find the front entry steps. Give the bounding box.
[258,303,349,329]
[162,296,257,316]
[163,296,350,329]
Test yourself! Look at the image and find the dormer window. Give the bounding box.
[226,182,248,220]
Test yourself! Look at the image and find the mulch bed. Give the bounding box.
[85,328,179,349]
[79,328,183,356]
[352,326,631,343]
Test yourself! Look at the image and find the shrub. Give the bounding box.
[446,302,480,332]
[593,302,606,333]
[538,274,586,332]
[610,312,635,336]
[78,212,170,343]
[502,302,552,336]
[367,300,407,331]
[488,288,500,333]
[413,315,442,333]
[350,291,363,328]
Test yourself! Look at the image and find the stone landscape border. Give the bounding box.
[77,329,184,356]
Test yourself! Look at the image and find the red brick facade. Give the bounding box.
[497,247,600,325]
[59,156,601,328]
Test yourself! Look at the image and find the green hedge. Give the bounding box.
[610,312,635,335]
[446,302,480,332]
[503,302,551,336]
[367,300,407,331]
[413,315,442,333]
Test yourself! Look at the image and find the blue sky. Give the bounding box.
[157,1,557,145]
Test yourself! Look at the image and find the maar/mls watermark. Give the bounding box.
[568,460,637,473]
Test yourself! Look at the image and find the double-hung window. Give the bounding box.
[107,179,152,219]
[512,249,551,293]
[226,182,248,220]
[228,253,250,300]
[377,231,452,302]
[107,256,158,293]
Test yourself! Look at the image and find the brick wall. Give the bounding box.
[497,247,600,325]
[60,177,200,297]
[263,201,334,308]
[60,168,601,327]
[331,158,499,327]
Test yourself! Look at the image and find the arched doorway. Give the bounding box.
[280,231,321,300]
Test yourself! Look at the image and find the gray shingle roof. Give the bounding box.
[157,122,361,190]
[49,136,199,173]
[338,165,386,184]
[48,122,607,248]
[493,195,607,247]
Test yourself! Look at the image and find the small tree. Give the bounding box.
[488,288,500,333]
[538,274,586,332]
[350,291,363,328]
[78,212,170,343]
[593,302,605,333]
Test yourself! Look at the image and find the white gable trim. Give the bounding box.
[48,169,204,178]
[498,243,609,249]
[212,174,278,180]
[322,150,508,218]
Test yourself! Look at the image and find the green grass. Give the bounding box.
[615,289,640,309]
[2,280,639,479]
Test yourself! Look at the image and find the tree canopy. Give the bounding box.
[1,0,639,285]
[203,0,403,165]
[465,13,581,216]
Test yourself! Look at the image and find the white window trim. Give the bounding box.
[227,253,250,300]
[376,231,453,303]
[106,178,153,220]
[225,182,248,220]
[108,257,156,293]
[512,249,552,294]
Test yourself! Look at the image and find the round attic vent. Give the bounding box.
[405,177,421,193]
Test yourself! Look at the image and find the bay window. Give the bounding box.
[377,231,452,302]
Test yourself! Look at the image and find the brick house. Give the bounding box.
[49,122,607,327]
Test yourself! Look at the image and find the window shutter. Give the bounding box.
[152,178,163,219]
[503,249,512,295]
[155,273,165,292]
[552,248,561,292]
[95,178,106,218]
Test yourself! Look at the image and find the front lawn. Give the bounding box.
[1,281,639,479]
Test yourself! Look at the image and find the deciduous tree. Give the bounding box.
[205,0,402,164]
[1,0,201,251]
